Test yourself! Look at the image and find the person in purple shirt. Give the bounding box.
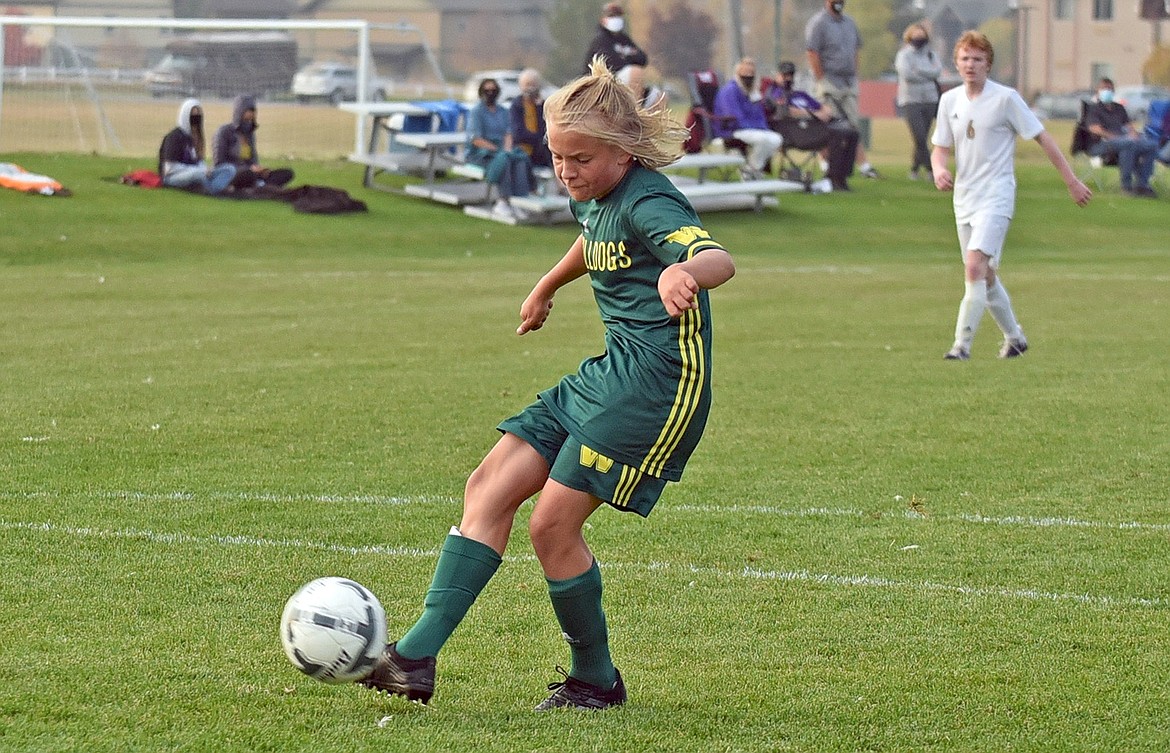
[713,57,782,179]
[762,60,859,191]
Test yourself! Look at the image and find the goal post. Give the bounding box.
[0,15,449,159]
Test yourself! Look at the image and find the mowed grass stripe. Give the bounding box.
[5,489,1170,533]
[3,515,1166,610]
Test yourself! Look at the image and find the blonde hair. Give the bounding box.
[954,30,994,66]
[902,22,928,43]
[542,56,688,170]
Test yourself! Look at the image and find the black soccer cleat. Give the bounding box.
[998,337,1029,359]
[357,642,436,704]
[534,666,627,711]
[943,346,970,361]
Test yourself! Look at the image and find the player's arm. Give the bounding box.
[931,144,953,191]
[658,248,735,318]
[517,234,588,335]
[1034,130,1092,207]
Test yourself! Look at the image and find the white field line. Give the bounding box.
[1,516,1165,611]
[6,490,1170,533]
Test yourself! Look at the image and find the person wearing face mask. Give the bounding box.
[895,22,943,181]
[467,77,534,219]
[805,0,879,178]
[1085,78,1159,197]
[158,98,236,194]
[713,57,783,180]
[509,68,552,168]
[212,95,294,191]
[582,1,648,79]
[762,60,859,191]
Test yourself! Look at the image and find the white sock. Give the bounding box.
[954,279,988,349]
[986,278,1022,341]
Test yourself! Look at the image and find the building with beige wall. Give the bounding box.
[1016,0,1169,95]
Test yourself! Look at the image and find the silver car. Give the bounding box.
[293,62,389,104]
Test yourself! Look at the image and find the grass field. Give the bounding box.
[1,148,1168,753]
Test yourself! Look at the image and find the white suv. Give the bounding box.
[293,62,389,104]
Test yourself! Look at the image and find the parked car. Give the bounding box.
[461,69,557,108]
[1031,90,1093,120]
[292,62,390,104]
[144,31,297,99]
[1114,84,1170,121]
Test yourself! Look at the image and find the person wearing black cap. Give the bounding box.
[583,1,648,77]
[762,60,859,191]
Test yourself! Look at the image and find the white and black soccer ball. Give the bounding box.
[280,576,387,684]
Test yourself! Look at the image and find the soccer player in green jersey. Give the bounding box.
[360,57,736,710]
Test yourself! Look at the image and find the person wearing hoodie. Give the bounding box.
[158,98,236,194]
[212,95,294,190]
[582,2,647,77]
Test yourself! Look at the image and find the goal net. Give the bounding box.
[0,15,450,159]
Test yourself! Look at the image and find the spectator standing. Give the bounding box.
[467,77,534,220]
[713,57,783,180]
[894,22,942,181]
[931,31,1090,361]
[212,95,295,191]
[1085,78,1159,197]
[509,68,552,168]
[805,0,878,178]
[158,98,235,194]
[583,2,648,77]
[762,60,859,191]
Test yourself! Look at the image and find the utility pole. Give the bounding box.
[728,0,744,68]
[774,0,783,65]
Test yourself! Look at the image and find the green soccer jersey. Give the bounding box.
[538,166,726,482]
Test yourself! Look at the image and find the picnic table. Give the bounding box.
[339,101,466,192]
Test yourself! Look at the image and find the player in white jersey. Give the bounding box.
[931,31,1092,361]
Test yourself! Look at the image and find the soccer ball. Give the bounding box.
[280,576,387,684]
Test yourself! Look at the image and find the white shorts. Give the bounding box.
[957,214,1011,270]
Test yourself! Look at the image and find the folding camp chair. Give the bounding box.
[770,115,831,187]
[684,69,750,162]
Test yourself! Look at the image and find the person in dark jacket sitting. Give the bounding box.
[212,95,294,191]
[1085,78,1158,197]
[158,98,236,194]
[509,68,552,168]
[762,60,859,191]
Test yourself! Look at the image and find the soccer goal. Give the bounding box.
[0,15,449,159]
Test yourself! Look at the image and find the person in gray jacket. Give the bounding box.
[895,22,943,181]
[212,95,294,191]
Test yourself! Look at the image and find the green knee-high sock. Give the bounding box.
[396,533,502,660]
[547,559,616,689]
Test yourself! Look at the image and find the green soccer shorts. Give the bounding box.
[498,398,668,518]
